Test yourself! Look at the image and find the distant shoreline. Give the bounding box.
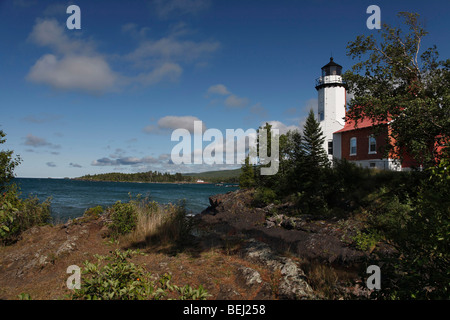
[71,178,215,185]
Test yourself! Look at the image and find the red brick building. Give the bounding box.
[332,117,419,170]
[316,58,419,171]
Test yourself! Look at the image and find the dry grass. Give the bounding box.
[120,198,192,248]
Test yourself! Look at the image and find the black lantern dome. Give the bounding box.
[321,57,342,77]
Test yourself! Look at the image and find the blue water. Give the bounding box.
[13,178,238,222]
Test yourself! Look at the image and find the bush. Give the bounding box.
[108,201,138,238]
[369,158,450,300]
[252,187,278,207]
[70,249,210,300]
[0,185,51,245]
[351,229,382,252]
[84,205,103,219]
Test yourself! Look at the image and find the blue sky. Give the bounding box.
[1,0,449,178]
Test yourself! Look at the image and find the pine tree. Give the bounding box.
[302,109,329,168]
[239,156,255,189]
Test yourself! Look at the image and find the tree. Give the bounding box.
[239,156,255,189]
[275,129,304,195]
[0,130,21,192]
[302,109,329,168]
[343,12,450,167]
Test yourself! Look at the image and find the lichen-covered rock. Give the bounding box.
[242,239,315,300]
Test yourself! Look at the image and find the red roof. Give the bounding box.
[334,117,389,134]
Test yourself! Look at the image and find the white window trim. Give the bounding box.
[368,136,377,154]
[350,137,357,156]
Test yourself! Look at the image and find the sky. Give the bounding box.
[1,0,449,178]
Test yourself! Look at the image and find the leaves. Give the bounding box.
[343,12,449,167]
[0,130,22,192]
[71,249,210,300]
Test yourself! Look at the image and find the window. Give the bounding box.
[328,141,333,155]
[350,137,357,156]
[370,162,376,168]
[369,136,377,154]
[318,112,324,121]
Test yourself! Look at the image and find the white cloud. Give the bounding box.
[260,121,300,135]
[26,19,196,94]
[28,18,94,55]
[206,84,230,96]
[126,36,220,67]
[26,19,119,94]
[144,116,206,134]
[224,94,249,109]
[152,0,211,19]
[205,84,250,109]
[134,62,182,86]
[121,23,150,39]
[27,54,119,94]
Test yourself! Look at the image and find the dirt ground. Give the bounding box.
[0,189,371,300]
[0,216,284,300]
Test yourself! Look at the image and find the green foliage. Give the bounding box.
[0,130,21,192]
[85,205,103,217]
[0,129,51,245]
[245,111,331,215]
[302,109,329,169]
[252,187,278,207]
[84,205,103,219]
[108,201,138,238]
[71,249,210,300]
[0,185,51,245]
[365,188,413,239]
[343,12,450,167]
[239,156,256,189]
[351,229,382,252]
[176,284,210,300]
[77,169,240,184]
[370,157,449,300]
[17,293,32,300]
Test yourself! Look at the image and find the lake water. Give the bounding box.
[13,178,238,223]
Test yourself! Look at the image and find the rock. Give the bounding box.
[236,265,263,287]
[55,235,78,258]
[280,217,296,230]
[278,260,312,300]
[242,239,315,300]
[235,263,276,300]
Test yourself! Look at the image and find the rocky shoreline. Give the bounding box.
[196,189,368,265]
[0,188,374,300]
[194,188,375,299]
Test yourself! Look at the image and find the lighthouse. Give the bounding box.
[315,57,346,161]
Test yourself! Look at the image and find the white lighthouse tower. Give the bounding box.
[315,57,346,161]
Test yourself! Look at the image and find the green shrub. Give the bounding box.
[369,157,450,300]
[70,249,210,300]
[108,201,138,238]
[84,205,103,219]
[252,187,278,207]
[0,185,51,245]
[351,229,382,252]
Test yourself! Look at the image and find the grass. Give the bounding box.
[110,196,193,249]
